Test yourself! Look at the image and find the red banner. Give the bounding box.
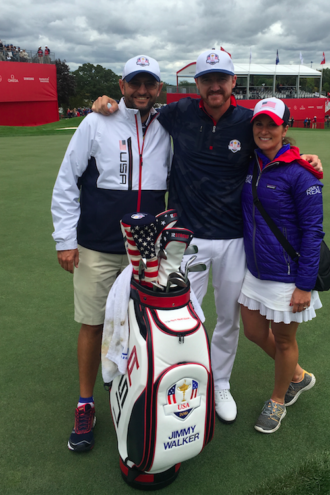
[0,62,57,102]
[0,62,59,125]
[166,94,326,121]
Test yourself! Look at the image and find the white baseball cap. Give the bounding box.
[122,55,161,82]
[251,97,290,126]
[195,49,235,78]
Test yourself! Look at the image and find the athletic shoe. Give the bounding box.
[285,371,316,407]
[254,399,286,434]
[68,404,96,452]
[214,389,237,423]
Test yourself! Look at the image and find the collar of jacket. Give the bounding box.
[119,97,157,122]
[255,145,323,179]
[198,94,237,124]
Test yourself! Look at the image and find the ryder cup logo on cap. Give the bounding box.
[122,54,161,82]
[251,97,290,126]
[206,52,220,65]
[136,56,149,66]
[195,49,235,78]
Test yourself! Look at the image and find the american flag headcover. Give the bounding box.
[155,209,178,257]
[158,227,193,286]
[121,213,158,285]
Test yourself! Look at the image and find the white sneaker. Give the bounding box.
[214,389,237,423]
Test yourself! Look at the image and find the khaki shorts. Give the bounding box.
[74,245,129,325]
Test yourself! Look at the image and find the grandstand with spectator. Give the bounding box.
[0,40,55,64]
[167,61,328,127]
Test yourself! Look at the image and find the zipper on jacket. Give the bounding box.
[252,159,262,278]
[282,226,291,275]
[252,153,280,278]
[209,126,217,150]
[200,106,217,150]
[134,113,157,212]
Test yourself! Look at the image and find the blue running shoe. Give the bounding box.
[68,404,96,452]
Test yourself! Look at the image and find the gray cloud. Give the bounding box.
[1,0,329,83]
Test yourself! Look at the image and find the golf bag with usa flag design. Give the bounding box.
[105,211,215,490]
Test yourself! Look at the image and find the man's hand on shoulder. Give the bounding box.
[92,96,118,115]
[57,249,79,274]
[301,154,323,173]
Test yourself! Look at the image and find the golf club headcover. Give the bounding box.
[121,213,157,286]
[158,227,193,286]
[155,209,178,257]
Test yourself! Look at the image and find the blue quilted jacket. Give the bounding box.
[242,144,324,291]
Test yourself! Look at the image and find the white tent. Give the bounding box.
[176,63,322,98]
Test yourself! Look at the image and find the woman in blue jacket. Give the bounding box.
[238,98,324,434]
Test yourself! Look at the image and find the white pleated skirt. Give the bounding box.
[238,270,322,324]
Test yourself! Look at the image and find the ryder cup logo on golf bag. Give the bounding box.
[102,210,215,490]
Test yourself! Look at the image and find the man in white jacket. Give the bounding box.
[51,55,172,452]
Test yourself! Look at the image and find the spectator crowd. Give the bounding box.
[66,107,92,118]
[0,39,53,63]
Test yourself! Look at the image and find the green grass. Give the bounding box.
[248,451,330,495]
[0,117,84,136]
[0,128,330,495]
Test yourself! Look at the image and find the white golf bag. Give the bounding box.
[104,211,215,490]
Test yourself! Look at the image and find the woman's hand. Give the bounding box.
[290,288,311,313]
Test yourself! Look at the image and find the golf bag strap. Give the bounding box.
[252,159,300,262]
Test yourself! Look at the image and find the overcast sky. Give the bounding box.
[1,0,329,84]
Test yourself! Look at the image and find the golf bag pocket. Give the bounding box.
[143,363,212,473]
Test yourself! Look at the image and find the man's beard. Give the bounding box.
[139,107,151,117]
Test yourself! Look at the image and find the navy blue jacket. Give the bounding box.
[242,145,324,291]
[158,96,254,239]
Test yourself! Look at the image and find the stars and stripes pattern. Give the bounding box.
[131,223,157,259]
[167,384,177,404]
[155,210,178,256]
[160,228,193,253]
[131,222,158,284]
[262,101,276,109]
[121,221,142,281]
[119,140,127,152]
[121,209,194,288]
[190,380,199,399]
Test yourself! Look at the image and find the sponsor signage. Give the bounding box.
[0,61,57,103]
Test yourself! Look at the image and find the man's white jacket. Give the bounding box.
[51,99,172,254]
